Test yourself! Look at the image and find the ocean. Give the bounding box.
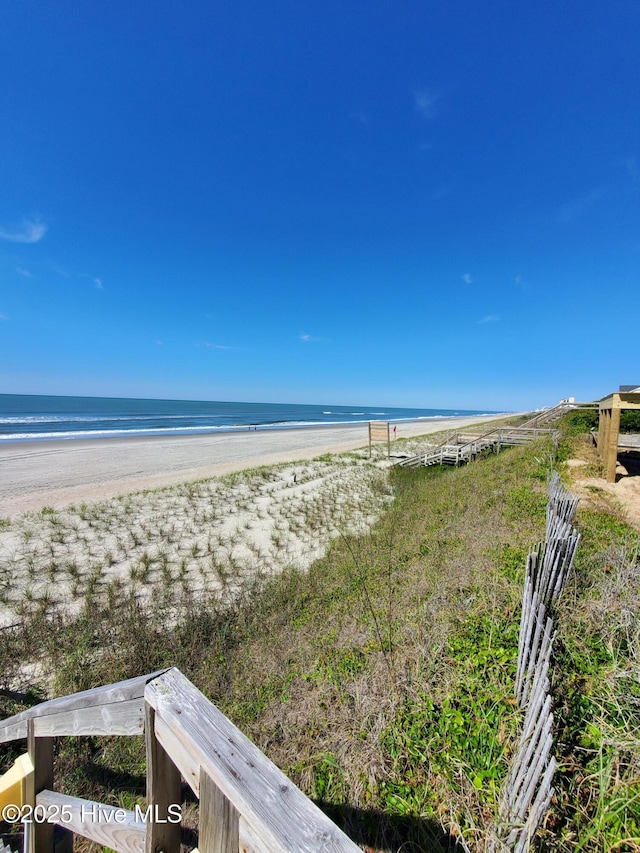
[0,394,498,443]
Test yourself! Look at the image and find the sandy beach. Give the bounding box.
[0,415,506,517]
[0,413,514,628]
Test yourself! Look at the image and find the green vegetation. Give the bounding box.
[563,409,599,435]
[1,418,639,851]
[563,408,640,435]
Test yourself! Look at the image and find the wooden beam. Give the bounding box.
[27,720,54,853]
[605,405,620,483]
[35,790,146,853]
[600,408,612,461]
[34,698,145,738]
[618,397,640,410]
[145,668,360,852]
[0,670,167,744]
[154,713,198,794]
[596,410,602,456]
[145,704,181,853]
[598,409,609,461]
[199,769,239,853]
[599,391,640,411]
[153,716,271,853]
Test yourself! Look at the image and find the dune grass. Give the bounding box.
[1,419,639,851]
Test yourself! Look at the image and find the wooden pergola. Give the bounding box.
[597,390,640,482]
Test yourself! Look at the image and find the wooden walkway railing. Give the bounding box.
[396,426,560,469]
[0,668,361,853]
[521,401,597,429]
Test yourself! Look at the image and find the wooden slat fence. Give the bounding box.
[493,472,580,851]
[0,668,360,853]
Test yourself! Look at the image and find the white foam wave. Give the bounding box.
[0,414,222,425]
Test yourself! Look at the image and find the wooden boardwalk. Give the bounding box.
[395,426,560,470]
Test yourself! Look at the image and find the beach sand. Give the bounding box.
[0,415,507,517]
[0,413,512,627]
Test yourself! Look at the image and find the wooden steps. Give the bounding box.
[396,427,560,470]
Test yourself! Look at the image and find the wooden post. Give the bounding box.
[145,704,182,853]
[597,408,608,459]
[605,404,620,483]
[27,720,55,853]
[199,770,239,853]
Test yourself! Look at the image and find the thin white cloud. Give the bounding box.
[0,219,48,243]
[462,273,473,285]
[299,332,329,343]
[79,272,103,289]
[515,274,529,292]
[196,341,235,350]
[556,186,605,224]
[478,314,500,325]
[414,89,441,119]
[156,340,164,346]
[16,267,32,278]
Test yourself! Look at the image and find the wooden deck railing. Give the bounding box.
[0,668,361,853]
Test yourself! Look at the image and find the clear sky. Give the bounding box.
[1,1,638,411]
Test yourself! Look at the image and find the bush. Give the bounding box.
[562,410,598,435]
[562,409,640,436]
[621,410,640,433]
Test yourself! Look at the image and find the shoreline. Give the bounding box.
[0,414,510,517]
[0,413,501,444]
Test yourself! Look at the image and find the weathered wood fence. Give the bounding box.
[493,473,580,851]
[0,668,360,853]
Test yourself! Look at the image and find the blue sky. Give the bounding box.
[1,1,638,411]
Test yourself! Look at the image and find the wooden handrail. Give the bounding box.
[0,668,360,853]
[146,668,359,852]
[0,671,168,743]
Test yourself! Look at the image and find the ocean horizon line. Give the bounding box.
[0,393,503,444]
